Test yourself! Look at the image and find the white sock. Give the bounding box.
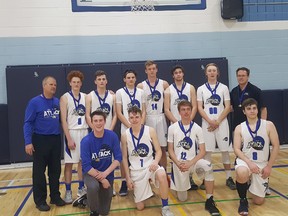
[206,194,212,199]
[225,170,231,179]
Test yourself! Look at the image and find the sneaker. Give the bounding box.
[77,186,87,197]
[161,206,174,216]
[72,193,87,208]
[64,190,73,204]
[200,180,206,190]
[205,196,220,216]
[188,177,198,190]
[36,203,50,211]
[238,198,248,215]
[119,181,128,196]
[226,177,236,190]
[90,211,99,216]
[266,187,271,196]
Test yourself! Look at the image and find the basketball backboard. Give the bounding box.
[72,0,206,12]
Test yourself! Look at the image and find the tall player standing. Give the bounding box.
[137,60,169,170]
[60,71,89,204]
[197,63,236,190]
[116,69,146,196]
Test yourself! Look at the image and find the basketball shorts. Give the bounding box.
[145,114,167,147]
[64,129,88,163]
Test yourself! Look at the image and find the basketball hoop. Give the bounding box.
[130,0,155,12]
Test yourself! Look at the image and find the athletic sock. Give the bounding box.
[236,181,248,199]
[161,198,168,207]
[65,183,71,191]
[78,181,84,189]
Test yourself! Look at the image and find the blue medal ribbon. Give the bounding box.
[238,85,247,107]
[130,125,145,151]
[172,82,186,99]
[68,91,81,110]
[123,86,137,104]
[94,90,108,107]
[146,78,159,97]
[246,119,261,140]
[178,121,194,138]
[205,82,219,96]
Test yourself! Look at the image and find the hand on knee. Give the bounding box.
[136,202,145,210]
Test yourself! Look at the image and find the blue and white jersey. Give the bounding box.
[168,121,204,161]
[142,79,164,115]
[64,92,88,130]
[126,125,154,171]
[169,82,191,121]
[241,119,270,163]
[197,82,230,120]
[89,90,114,129]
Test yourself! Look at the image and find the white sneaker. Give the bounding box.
[64,190,73,204]
[113,189,116,197]
[77,187,87,197]
[161,206,174,216]
[266,187,271,195]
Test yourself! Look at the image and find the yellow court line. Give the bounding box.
[168,191,187,216]
[274,167,288,175]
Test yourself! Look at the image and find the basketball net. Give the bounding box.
[130,0,155,12]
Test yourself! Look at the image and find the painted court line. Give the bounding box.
[14,188,33,216]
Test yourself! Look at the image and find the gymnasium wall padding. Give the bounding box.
[6,58,228,163]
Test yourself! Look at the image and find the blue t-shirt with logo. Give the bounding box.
[81,130,122,181]
[23,95,60,145]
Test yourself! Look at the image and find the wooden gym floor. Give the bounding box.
[1,149,288,216]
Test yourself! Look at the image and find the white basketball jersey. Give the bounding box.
[64,92,88,130]
[116,87,144,120]
[197,82,230,120]
[142,79,164,115]
[241,119,270,163]
[126,125,154,171]
[168,121,204,161]
[169,82,191,121]
[89,90,114,129]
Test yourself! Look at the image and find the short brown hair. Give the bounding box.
[177,100,192,111]
[242,98,258,111]
[128,106,142,116]
[67,70,84,82]
[171,65,184,75]
[90,110,107,121]
[94,70,107,80]
[205,63,220,77]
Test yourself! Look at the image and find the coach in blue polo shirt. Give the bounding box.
[24,76,65,211]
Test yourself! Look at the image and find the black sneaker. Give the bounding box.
[226,177,236,190]
[205,196,220,216]
[50,197,66,206]
[36,203,50,211]
[72,193,87,208]
[119,180,128,196]
[188,177,198,190]
[238,198,248,215]
[90,211,99,216]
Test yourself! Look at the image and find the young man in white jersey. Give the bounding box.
[116,69,146,196]
[168,100,220,215]
[164,65,198,190]
[137,60,169,170]
[197,63,236,190]
[121,106,174,216]
[85,70,117,131]
[234,98,279,215]
[60,71,89,203]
